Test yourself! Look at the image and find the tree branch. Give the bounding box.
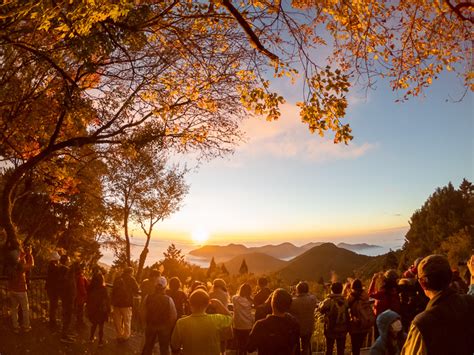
[444,0,474,23]
[220,0,279,62]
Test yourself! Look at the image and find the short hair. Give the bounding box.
[258,277,268,288]
[271,288,292,313]
[189,289,210,310]
[351,279,363,291]
[296,281,309,294]
[331,282,343,294]
[418,254,452,291]
[59,255,69,265]
[169,277,181,291]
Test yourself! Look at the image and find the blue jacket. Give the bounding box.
[370,309,405,355]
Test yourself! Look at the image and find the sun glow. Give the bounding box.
[191,229,209,245]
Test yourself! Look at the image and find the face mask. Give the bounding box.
[391,319,402,333]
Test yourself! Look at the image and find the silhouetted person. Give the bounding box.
[166,277,189,318]
[318,282,349,355]
[87,272,110,347]
[247,288,300,355]
[58,255,77,343]
[254,277,272,308]
[401,255,474,355]
[46,251,61,329]
[290,281,318,355]
[233,283,254,355]
[142,276,177,355]
[75,263,89,328]
[347,279,375,355]
[111,266,139,342]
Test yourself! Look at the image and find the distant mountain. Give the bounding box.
[189,242,301,261]
[336,242,381,252]
[276,243,373,282]
[222,252,288,275]
[189,241,382,262]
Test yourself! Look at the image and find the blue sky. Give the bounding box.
[144,71,473,249]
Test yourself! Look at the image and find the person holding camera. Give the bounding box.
[8,243,34,333]
[401,254,474,355]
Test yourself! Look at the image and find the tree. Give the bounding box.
[221,263,230,276]
[239,258,249,275]
[207,257,218,278]
[1,1,471,251]
[383,249,399,270]
[440,228,473,266]
[159,244,189,281]
[403,179,474,261]
[104,144,188,277]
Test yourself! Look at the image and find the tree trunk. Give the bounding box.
[136,233,151,281]
[123,209,131,266]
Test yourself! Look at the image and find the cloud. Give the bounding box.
[233,103,377,163]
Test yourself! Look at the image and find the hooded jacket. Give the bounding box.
[370,309,406,355]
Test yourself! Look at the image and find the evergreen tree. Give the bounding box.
[383,249,399,270]
[239,258,248,275]
[207,257,217,277]
[221,263,229,276]
[403,179,474,262]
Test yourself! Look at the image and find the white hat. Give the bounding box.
[50,251,61,261]
[157,276,167,289]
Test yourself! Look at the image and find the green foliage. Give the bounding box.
[383,249,399,270]
[403,179,474,263]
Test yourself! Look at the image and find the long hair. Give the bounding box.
[238,283,252,301]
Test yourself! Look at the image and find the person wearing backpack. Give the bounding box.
[318,282,349,355]
[141,276,177,355]
[347,279,375,355]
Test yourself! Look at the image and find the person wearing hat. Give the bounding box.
[45,251,61,329]
[141,276,177,355]
[111,266,139,342]
[401,254,474,355]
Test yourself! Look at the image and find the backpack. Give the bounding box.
[145,293,170,327]
[350,298,375,330]
[327,297,349,334]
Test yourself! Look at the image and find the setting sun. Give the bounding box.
[191,229,209,245]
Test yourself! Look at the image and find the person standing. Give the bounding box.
[368,271,401,339]
[45,251,61,329]
[254,277,272,308]
[75,264,89,328]
[232,283,254,355]
[111,266,139,342]
[58,254,77,343]
[347,279,375,355]
[166,277,189,318]
[401,254,474,355]
[247,288,300,355]
[318,282,349,355]
[86,272,110,347]
[142,276,177,355]
[289,281,318,355]
[8,244,34,333]
[170,289,232,355]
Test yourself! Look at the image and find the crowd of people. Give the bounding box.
[4,245,474,354]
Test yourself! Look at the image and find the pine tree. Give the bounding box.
[239,258,248,275]
[207,257,217,277]
[221,263,229,276]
